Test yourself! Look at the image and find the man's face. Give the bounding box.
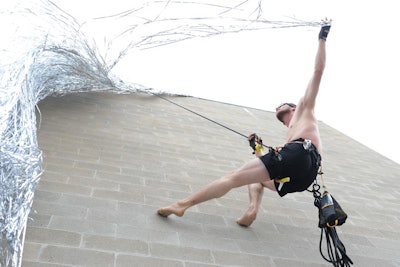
[276,104,294,125]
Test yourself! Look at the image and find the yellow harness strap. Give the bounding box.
[277,177,291,191]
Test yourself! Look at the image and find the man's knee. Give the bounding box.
[250,183,264,194]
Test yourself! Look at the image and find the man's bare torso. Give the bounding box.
[286,105,322,154]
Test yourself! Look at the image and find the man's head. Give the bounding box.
[276,103,296,126]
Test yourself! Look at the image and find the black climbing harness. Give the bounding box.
[143,90,353,266]
[309,171,353,267]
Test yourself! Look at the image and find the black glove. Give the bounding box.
[319,20,331,40]
[248,133,263,154]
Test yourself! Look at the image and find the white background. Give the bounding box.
[51,0,400,164]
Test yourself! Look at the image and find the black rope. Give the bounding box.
[143,89,249,139]
[310,181,353,267]
[142,89,276,151]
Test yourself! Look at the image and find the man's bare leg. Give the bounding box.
[157,158,270,217]
[236,183,264,227]
[236,179,276,226]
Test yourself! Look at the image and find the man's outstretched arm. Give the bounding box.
[302,21,331,109]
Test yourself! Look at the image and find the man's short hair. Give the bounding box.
[277,103,296,109]
[286,103,296,108]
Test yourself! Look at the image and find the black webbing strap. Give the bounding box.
[319,227,353,267]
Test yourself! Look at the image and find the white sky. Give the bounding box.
[51,0,400,164]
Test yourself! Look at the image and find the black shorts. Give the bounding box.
[259,138,321,197]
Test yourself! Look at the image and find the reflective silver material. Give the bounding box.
[0,0,320,265]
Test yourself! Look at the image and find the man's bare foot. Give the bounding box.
[236,207,257,227]
[157,203,185,217]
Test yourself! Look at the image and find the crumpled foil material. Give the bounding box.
[0,0,320,265]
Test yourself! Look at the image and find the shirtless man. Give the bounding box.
[157,21,331,223]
